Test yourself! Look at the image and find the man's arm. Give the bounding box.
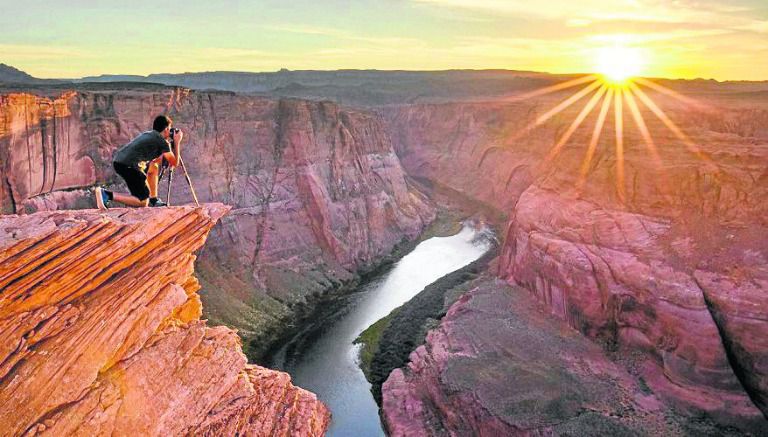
[162,130,183,167]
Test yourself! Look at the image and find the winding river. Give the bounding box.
[269,223,493,436]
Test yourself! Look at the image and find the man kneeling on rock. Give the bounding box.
[95,115,182,209]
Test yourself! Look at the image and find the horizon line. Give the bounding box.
[22,67,768,84]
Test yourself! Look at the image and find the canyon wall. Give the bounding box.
[4,78,766,433]
[0,205,329,435]
[381,276,719,436]
[0,86,434,359]
[385,89,768,430]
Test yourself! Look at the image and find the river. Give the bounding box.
[269,222,493,436]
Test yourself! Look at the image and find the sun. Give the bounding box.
[503,49,709,204]
[594,45,645,85]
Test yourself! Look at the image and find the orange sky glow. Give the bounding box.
[2,0,767,80]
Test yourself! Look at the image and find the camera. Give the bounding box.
[169,127,180,139]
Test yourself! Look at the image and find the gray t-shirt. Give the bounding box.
[113,130,171,169]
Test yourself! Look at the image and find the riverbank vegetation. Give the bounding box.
[355,249,497,402]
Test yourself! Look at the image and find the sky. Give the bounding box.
[1,0,767,80]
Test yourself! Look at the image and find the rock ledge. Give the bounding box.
[0,205,330,436]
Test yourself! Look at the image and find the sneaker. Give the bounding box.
[149,197,167,207]
[95,187,110,210]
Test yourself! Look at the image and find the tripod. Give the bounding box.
[158,157,200,207]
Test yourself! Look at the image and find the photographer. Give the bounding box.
[95,115,182,209]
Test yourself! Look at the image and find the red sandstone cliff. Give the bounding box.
[382,277,712,435]
[0,205,330,435]
[384,88,768,431]
[0,87,434,358]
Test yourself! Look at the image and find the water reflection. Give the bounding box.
[271,222,493,437]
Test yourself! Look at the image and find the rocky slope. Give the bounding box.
[0,205,329,435]
[384,85,768,431]
[0,86,434,359]
[382,276,737,436]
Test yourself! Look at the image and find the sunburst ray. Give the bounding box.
[496,71,706,204]
[627,82,714,167]
[633,77,708,110]
[545,84,608,162]
[504,74,599,103]
[624,87,662,166]
[578,88,614,190]
[502,78,602,147]
[536,79,603,126]
[624,86,677,202]
[614,88,626,202]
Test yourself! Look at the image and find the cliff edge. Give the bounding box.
[0,205,330,435]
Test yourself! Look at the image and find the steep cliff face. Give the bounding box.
[0,205,329,435]
[0,87,434,358]
[385,90,768,429]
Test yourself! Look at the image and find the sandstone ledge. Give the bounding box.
[0,205,330,436]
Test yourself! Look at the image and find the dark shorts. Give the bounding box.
[113,162,150,201]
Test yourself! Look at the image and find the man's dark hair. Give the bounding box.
[153,115,172,132]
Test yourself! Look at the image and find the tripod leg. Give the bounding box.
[179,158,200,207]
[167,169,174,206]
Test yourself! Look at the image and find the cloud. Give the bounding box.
[412,0,764,28]
[567,18,593,27]
[264,24,424,47]
[195,47,275,59]
[409,0,713,22]
[262,24,345,37]
[0,44,93,60]
[586,28,735,44]
[739,19,768,33]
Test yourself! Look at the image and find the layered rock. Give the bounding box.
[385,85,768,428]
[0,205,330,435]
[0,87,434,358]
[383,277,702,436]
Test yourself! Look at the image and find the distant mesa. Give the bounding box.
[0,63,38,83]
[77,74,149,83]
[3,63,767,107]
